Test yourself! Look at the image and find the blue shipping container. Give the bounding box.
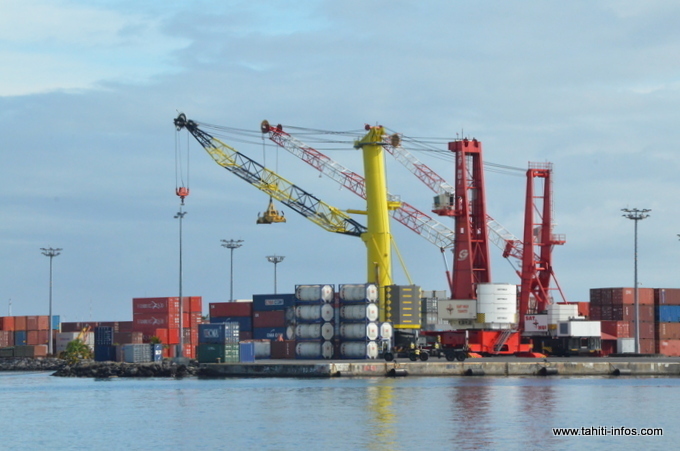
[52,315,60,330]
[94,345,117,362]
[253,327,287,340]
[199,323,240,344]
[94,326,114,346]
[239,342,256,362]
[210,316,252,331]
[14,330,27,346]
[252,293,296,311]
[152,344,163,362]
[657,305,680,322]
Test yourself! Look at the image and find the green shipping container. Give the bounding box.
[197,343,240,363]
[0,347,14,358]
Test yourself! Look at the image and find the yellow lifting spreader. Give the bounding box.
[257,197,286,224]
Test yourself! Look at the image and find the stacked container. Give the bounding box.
[655,288,680,356]
[210,301,253,340]
[93,326,116,362]
[0,315,55,356]
[294,284,334,359]
[590,287,656,353]
[337,283,380,359]
[196,322,240,363]
[251,293,296,359]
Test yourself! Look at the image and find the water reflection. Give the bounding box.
[366,379,397,451]
[450,379,494,450]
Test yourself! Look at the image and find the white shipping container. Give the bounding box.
[617,338,635,354]
[557,321,601,337]
[438,300,476,320]
[548,304,579,324]
[55,332,94,354]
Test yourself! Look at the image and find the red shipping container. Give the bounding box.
[133,297,180,314]
[0,330,13,347]
[611,287,654,305]
[253,310,286,328]
[600,321,630,338]
[600,339,616,356]
[639,321,655,339]
[14,316,27,331]
[38,330,49,345]
[26,316,38,331]
[655,288,680,305]
[152,328,169,344]
[656,322,680,340]
[589,305,602,320]
[657,339,680,356]
[190,312,202,327]
[37,316,49,331]
[601,306,613,321]
[240,331,252,340]
[576,302,590,318]
[271,340,296,359]
[181,344,194,359]
[182,296,202,313]
[639,338,656,354]
[133,313,180,330]
[32,345,48,357]
[118,321,134,333]
[113,332,144,344]
[0,316,16,331]
[210,302,252,318]
[27,330,39,345]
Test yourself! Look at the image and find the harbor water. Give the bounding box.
[1,372,678,450]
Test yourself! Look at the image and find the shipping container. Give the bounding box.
[94,345,117,362]
[556,321,601,338]
[271,340,296,359]
[0,316,16,331]
[210,316,252,331]
[94,326,114,346]
[198,323,240,344]
[210,301,253,317]
[55,332,94,354]
[113,332,144,345]
[14,316,27,331]
[121,344,153,363]
[656,339,680,356]
[600,321,631,338]
[657,305,680,323]
[182,296,203,313]
[617,338,635,354]
[253,310,286,328]
[252,294,295,311]
[655,288,680,305]
[253,327,287,340]
[0,330,14,347]
[589,305,602,320]
[133,313,180,330]
[610,287,654,305]
[132,297,180,314]
[639,338,656,354]
[239,341,256,362]
[656,322,680,340]
[14,330,27,346]
[196,343,239,363]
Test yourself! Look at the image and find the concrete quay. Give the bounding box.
[198,357,680,378]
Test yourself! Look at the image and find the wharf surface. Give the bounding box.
[198,356,680,378]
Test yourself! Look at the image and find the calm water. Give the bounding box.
[0,372,678,450]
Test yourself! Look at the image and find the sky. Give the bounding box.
[2,0,680,323]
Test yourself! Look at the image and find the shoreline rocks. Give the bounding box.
[51,360,200,378]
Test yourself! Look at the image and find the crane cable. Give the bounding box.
[175,125,191,203]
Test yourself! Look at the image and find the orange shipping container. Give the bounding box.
[639,338,656,354]
[656,339,680,356]
[26,316,39,331]
[0,316,16,331]
[611,287,654,305]
[27,330,40,345]
[182,296,202,313]
[600,321,630,338]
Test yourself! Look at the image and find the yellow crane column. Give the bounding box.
[355,125,394,322]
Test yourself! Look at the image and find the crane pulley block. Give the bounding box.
[257,198,286,224]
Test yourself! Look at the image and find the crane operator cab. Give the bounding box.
[257,198,287,224]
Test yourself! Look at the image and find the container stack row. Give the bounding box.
[294,284,335,359]
[337,284,381,359]
[131,296,203,359]
[196,322,240,363]
[655,289,680,356]
[0,315,61,357]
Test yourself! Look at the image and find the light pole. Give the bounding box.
[41,247,62,355]
[174,207,187,359]
[221,239,244,302]
[266,255,285,294]
[621,208,651,354]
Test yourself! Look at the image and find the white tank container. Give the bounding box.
[253,340,271,358]
[340,322,379,340]
[476,312,518,324]
[339,283,379,302]
[340,304,379,322]
[477,283,517,296]
[286,325,296,340]
[295,304,334,322]
[477,283,517,319]
[295,341,333,359]
[295,323,334,340]
[340,341,379,359]
[295,284,334,303]
[379,322,393,340]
